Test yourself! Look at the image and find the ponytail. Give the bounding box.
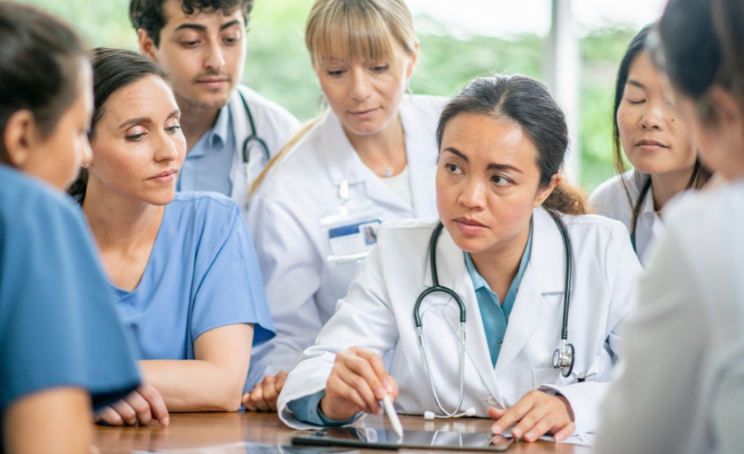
[543,180,590,216]
[250,114,325,196]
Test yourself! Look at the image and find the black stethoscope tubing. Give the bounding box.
[238,90,270,165]
[413,213,575,382]
[629,176,652,254]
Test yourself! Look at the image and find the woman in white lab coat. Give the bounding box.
[595,0,744,452]
[590,25,710,264]
[242,0,447,409]
[277,75,642,442]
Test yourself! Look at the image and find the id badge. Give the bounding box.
[320,202,382,265]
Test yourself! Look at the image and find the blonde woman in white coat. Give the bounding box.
[242,0,447,410]
[277,75,642,443]
[596,0,744,452]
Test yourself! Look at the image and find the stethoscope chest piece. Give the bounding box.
[552,340,575,377]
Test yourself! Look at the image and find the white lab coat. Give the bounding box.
[590,169,663,265]
[227,85,300,217]
[246,95,448,386]
[278,208,642,435]
[595,179,744,454]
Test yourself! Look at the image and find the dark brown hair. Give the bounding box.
[129,0,253,47]
[0,2,86,164]
[657,0,744,123]
[68,48,170,198]
[436,75,588,216]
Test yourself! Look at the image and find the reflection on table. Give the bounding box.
[93,412,590,454]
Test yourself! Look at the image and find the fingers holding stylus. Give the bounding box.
[322,347,398,421]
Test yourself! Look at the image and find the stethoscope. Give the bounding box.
[629,176,653,254]
[238,91,270,174]
[413,213,575,419]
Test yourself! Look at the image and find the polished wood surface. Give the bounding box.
[93,412,591,454]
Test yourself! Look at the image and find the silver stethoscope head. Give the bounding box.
[552,339,575,378]
[548,211,575,378]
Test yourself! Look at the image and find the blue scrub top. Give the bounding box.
[112,192,274,366]
[0,166,140,428]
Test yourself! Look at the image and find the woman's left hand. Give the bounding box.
[488,390,575,442]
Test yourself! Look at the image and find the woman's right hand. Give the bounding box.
[95,384,169,427]
[320,347,398,421]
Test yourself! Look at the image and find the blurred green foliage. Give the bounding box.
[18,0,639,191]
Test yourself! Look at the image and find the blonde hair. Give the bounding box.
[250,0,417,196]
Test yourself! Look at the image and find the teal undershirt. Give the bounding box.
[464,221,533,367]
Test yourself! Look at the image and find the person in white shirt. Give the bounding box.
[590,25,710,264]
[595,1,744,452]
[242,0,448,411]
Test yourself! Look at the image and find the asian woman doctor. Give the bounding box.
[590,25,710,264]
[243,0,447,410]
[277,75,642,442]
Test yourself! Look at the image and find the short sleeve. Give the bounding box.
[0,182,140,413]
[189,200,275,346]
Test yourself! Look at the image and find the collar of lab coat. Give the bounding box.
[422,207,569,388]
[320,98,437,215]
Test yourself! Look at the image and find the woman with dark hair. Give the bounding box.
[590,25,710,264]
[596,0,744,452]
[0,4,139,453]
[70,48,275,426]
[276,75,641,443]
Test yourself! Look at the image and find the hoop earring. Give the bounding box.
[404,80,413,103]
[317,93,328,111]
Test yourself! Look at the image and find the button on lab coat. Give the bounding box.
[278,208,642,435]
[246,96,448,385]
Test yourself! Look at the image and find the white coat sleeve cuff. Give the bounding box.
[537,382,610,434]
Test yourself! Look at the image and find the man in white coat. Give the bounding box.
[129,0,299,216]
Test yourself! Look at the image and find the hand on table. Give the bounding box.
[95,384,169,427]
[242,371,288,412]
[489,390,575,442]
[320,346,398,421]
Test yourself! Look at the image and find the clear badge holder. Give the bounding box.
[320,179,383,265]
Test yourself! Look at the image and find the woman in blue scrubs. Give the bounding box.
[68,48,275,425]
[0,4,140,452]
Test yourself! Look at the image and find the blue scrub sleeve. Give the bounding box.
[0,181,140,413]
[287,390,361,426]
[189,199,275,346]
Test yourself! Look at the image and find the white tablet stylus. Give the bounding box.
[382,394,404,439]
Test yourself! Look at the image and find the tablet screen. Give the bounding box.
[293,427,513,451]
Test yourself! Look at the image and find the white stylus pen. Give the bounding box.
[382,394,404,439]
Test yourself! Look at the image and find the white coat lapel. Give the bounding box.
[399,101,438,218]
[494,208,566,377]
[422,225,501,399]
[227,90,248,205]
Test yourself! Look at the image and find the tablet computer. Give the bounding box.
[292,427,514,451]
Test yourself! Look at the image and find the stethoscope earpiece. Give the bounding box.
[423,408,476,420]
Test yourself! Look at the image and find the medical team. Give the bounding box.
[0,0,742,453]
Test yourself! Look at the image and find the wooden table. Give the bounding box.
[93,412,591,454]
